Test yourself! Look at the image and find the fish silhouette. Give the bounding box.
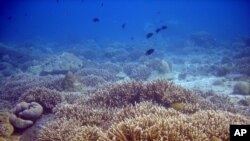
[146,32,154,39]
[122,23,126,29]
[93,17,100,22]
[145,48,155,55]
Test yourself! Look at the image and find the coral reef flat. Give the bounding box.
[1,35,250,141]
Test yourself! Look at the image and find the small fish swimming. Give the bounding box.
[93,17,100,22]
[145,48,155,55]
[161,25,168,30]
[122,23,126,29]
[155,28,161,33]
[146,32,154,39]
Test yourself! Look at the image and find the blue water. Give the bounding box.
[0,0,249,43]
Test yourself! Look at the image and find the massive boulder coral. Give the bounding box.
[9,102,43,129]
[233,81,250,95]
[19,87,63,112]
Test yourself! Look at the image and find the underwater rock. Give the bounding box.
[233,81,250,95]
[9,102,43,129]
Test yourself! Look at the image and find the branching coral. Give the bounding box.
[108,114,209,141]
[0,73,64,102]
[37,118,83,141]
[19,87,63,112]
[53,103,115,129]
[191,110,250,140]
[76,68,118,82]
[88,80,201,110]
[80,75,107,87]
[37,101,250,141]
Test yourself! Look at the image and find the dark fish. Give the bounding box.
[101,2,104,7]
[146,32,153,39]
[93,17,100,22]
[155,28,161,33]
[145,48,155,55]
[7,16,12,21]
[130,37,134,41]
[161,25,168,30]
[56,0,59,3]
[122,23,126,29]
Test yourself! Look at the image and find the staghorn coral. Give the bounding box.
[191,110,250,140]
[70,126,108,141]
[53,103,115,129]
[76,68,118,82]
[87,80,202,110]
[0,73,64,102]
[89,80,199,107]
[108,114,209,141]
[37,118,83,141]
[37,101,250,141]
[19,87,63,112]
[112,101,181,124]
[80,75,107,87]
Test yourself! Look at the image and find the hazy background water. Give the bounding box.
[0,0,249,44]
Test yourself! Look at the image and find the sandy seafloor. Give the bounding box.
[1,33,250,141]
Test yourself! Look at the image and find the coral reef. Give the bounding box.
[37,96,250,141]
[32,52,83,76]
[87,80,201,109]
[37,118,83,141]
[9,102,43,129]
[76,68,118,82]
[108,114,208,141]
[53,103,114,129]
[19,87,63,112]
[191,110,250,140]
[144,58,172,74]
[0,73,64,102]
[80,75,107,87]
[122,64,152,80]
